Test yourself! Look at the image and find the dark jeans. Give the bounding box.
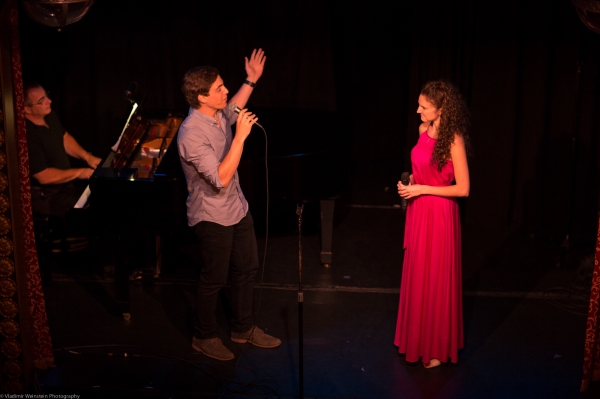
[30,183,83,218]
[193,213,259,339]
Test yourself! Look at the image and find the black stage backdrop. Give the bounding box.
[17,0,600,264]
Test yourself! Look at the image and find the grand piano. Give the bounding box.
[82,105,349,317]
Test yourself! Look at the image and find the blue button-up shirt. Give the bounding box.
[177,105,248,226]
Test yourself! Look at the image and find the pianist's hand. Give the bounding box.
[84,152,102,169]
[78,168,95,180]
[245,48,266,82]
[235,109,258,141]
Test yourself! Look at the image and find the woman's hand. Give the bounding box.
[398,180,425,199]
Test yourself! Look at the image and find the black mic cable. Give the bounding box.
[229,102,270,319]
[255,125,269,319]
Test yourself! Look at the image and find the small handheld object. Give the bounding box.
[229,103,264,129]
[401,172,410,211]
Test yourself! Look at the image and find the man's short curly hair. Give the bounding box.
[181,66,219,108]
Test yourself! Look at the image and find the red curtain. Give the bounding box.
[582,212,600,391]
[9,6,54,369]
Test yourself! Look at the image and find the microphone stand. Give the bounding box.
[296,203,304,399]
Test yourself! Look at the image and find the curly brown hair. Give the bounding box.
[181,66,219,108]
[421,80,471,171]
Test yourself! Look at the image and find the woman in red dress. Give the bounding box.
[395,80,471,368]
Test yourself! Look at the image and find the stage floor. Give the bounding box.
[36,204,598,399]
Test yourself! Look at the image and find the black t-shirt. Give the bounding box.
[26,111,71,185]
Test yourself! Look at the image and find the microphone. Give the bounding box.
[123,81,138,103]
[401,172,410,211]
[229,103,263,129]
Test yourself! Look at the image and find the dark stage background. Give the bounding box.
[17,0,600,266]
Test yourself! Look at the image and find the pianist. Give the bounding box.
[24,82,101,218]
[178,49,280,361]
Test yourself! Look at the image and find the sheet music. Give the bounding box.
[74,186,91,208]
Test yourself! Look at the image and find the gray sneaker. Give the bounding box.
[192,337,234,361]
[231,326,281,348]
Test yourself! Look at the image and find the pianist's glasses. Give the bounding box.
[26,91,50,107]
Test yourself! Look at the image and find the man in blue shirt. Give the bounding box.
[178,49,280,361]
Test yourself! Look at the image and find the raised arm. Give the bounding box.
[398,134,470,199]
[228,48,266,109]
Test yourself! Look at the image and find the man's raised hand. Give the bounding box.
[245,48,266,82]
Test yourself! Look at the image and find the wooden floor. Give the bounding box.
[35,204,599,399]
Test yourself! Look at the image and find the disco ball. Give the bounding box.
[22,0,94,31]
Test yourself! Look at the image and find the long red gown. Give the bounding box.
[394,130,464,364]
